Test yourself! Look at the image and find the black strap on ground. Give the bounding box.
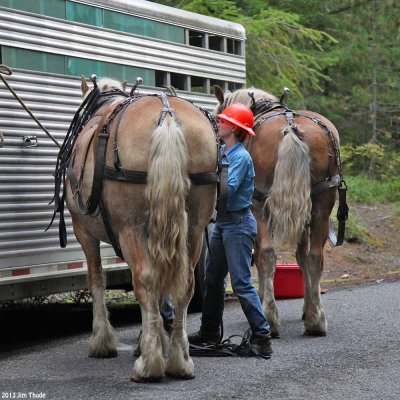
[189,331,271,360]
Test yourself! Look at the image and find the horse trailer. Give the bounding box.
[0,0,246,302]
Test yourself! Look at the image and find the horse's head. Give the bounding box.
[213,85,277,114]
[80,76,127,98]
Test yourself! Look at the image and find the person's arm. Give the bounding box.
[227,154,248,195]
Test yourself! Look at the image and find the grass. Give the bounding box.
[346,176,400,205]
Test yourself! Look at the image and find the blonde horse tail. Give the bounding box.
[146,114,191,300]
[265,125,311,247]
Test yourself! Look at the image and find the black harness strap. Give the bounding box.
[103,166,219,186]
[53,89,225,255]
[253,175,341,203]
[251,103,349,246]
[48,83,127,246]
[253,186,270,202]
[189,331,271,359]
[67,165,90,215]
[216,153,229,219]
[99,197,123,259]
[311,175,341,197]
[87,96,140,215]
[336,184,349,246]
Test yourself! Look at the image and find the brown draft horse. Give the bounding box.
[214,86,342,337]
[65,78,217,381]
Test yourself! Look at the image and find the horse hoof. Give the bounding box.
[304,329,327,337]
[271,331,280,339]
[88,349,118,358]
[130,374,163,383]
[166,371,195,380]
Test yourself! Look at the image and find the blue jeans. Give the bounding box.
[201,208,270,339]
[159,296,174,327]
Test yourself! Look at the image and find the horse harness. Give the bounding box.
[248,98,349,246]
[49,80,227,258]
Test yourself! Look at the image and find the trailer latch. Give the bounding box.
[23,135,38,147]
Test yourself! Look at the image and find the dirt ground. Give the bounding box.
[268,202,400,289]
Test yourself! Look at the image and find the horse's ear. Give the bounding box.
[121,80,128,91]
[81,76,89,95]
[213,85,224,105]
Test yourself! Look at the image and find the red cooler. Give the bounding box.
[274,264,304,299]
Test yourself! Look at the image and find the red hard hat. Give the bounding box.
[217,103,255,136]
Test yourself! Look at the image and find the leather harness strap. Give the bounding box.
[250,101,349,246]
[103,166,220,186]
[86,96,140,215]
[57,90,225,256]
[48,83,126,247]
[253,175,341,203]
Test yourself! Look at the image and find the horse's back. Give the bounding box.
[252,110,339,187]
[67,94,217,231]
[111,96,217,175]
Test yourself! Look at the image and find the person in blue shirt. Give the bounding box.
[188,103,272,358]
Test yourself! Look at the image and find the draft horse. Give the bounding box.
[52,77,218,382]
[214,86,347,337]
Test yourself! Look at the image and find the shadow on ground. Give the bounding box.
[0,302,142,351]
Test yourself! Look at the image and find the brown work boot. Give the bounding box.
[188,327,221,345]
[237,334,273,359]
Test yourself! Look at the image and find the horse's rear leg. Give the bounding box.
[72,217,117,357]
[119,230,167,382]
[296,227,312,322]
[165,266,195,380]
[255,215,280,338]
[296,205,329,336]
[132,287,167,382]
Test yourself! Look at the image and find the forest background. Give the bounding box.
[156,0,400,185]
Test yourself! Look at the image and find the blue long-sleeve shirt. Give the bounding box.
[221,143,255,212]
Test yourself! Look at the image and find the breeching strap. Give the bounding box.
[252,107,349,246]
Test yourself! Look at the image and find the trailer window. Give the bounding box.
[227,39,243,55]
[191,76,205,93]
[210,79,225,94]
[1,46,64,75]
[104,10,185,43]
[0,0,66,19]
[189,30,205,48]
[228,81,244,91]
[155,71,167,88]
[1,46,155,85]
[170,73,186,91]
[208,35,223,52]
[234,40,243,55]
[66,1,103,26]
[67,57,155,86]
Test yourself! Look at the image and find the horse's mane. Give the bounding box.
[97,77,124,92]
[225,87,278,108]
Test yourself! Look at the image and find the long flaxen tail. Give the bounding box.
[265,125,311,247]
[146,114,191,300]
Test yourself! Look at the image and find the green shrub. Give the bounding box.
[341,144,400,179]
[345,176,400,205]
